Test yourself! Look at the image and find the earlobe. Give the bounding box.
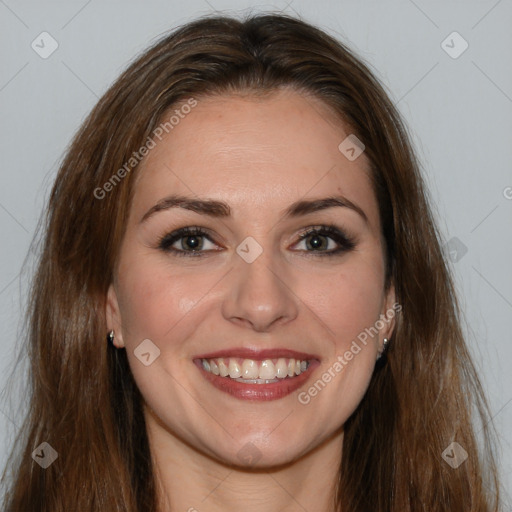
[106,283,125,348]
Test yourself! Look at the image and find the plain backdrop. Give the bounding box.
[1,0,511,503]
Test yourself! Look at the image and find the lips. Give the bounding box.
[193,348,320,401]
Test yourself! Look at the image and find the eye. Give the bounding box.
[157,224,356,258]
[292,225,356,257]
[157,226,218,257]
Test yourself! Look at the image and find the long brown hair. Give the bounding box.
[1,12,501,511]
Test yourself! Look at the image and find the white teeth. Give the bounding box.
[275,358,288,379]
[218,358,229,377]
[242,359,259,379]
[259,360,276,380]
[201,357,310,381]
[210,360,220,375]
[228,359,242,378]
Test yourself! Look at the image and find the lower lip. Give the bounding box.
[193,359,320,401]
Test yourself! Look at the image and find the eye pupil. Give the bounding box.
[184,236,201,250]
[307,234,325,250]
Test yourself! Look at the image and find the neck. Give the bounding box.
[145,409,343,512]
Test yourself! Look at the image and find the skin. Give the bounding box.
[106,87,396,512]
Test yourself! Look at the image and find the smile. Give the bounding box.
[201,357,309,381]
[193,349,320,401]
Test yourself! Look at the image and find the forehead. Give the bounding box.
[131,88,379,229]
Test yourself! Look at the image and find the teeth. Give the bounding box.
[218,359,229,377]
[210,360,220,375]
[259,360,276,380]
[275,358,288,379]
[242,359,259,379]
[201,357,310,381]
[228,359,242,378]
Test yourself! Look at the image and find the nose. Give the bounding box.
[221,246,299,332]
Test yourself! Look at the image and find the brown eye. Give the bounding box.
[294,225,356,256]
[157,224,356,258]
[157,227,217,257]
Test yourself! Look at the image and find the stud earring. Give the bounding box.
[377,337,390,360]
[107,330,115,346]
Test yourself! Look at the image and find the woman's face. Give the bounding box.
[107,87,396,468]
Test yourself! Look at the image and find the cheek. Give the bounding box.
[295,265,383,428]
[114,259,209,416]
[116,255,204,345]
[304,257,386,351]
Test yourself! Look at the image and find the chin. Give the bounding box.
[205,433,311,470]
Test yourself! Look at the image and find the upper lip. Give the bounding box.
[194,347,320,361]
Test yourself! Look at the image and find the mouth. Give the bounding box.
[193,348,320,401]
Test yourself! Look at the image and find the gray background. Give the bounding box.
[1,0,511,503]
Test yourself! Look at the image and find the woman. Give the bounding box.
[1,12,501,511]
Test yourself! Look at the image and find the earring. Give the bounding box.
[107,330,115,346]
[377,338,390,360]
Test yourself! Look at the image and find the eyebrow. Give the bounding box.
[140,194,368,224]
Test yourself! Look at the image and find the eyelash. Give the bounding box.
[157,224,356,258]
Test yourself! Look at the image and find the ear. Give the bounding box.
[106,283,125,348]
[378,282,398,354]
